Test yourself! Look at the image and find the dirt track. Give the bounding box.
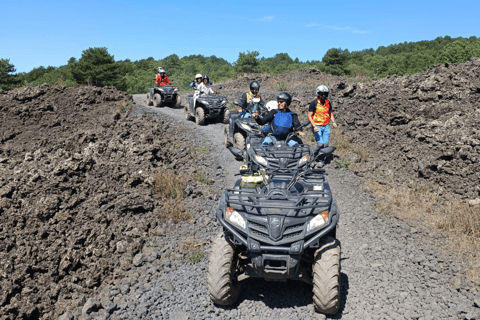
[0,60,479,319]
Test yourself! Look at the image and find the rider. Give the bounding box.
[189,73,203,89]
[197,75,214,96]
[308,85,337,147]
[238,81,265,118]
[155,67,170,86]
[253,92,305,147]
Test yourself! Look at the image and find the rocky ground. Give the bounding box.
[0,58,479,320]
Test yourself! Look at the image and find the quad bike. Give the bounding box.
[224,100,277,153]
[146,82,182,108]
[207,132,341,315]
[184,86,228,125]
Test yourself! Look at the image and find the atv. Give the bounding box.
[207,134,340,315]
[224,100,277,153]
[184,87,228,125]
[146,84,182,108]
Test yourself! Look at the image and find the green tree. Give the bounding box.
[234,51,260,74]
[322,48,350,75]
[0,59,21,90]
[71,47,124,88]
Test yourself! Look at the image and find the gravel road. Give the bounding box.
[71,95,479,320]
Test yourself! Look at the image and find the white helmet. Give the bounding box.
[265,100,278,111]
[157,67,166,73]
[195,73,202,79]
[316,85,329,95]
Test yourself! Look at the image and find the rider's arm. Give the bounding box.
[255,109,276,125]
[308,100,317,126]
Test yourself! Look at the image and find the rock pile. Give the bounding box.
[0,85,226,319]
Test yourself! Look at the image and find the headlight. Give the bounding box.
[225,207,246,229]
[298,154,310,166]
[254,154,268,166]
[240,122,252,132]
[306,211,329,232]
[200,100,209,105]
[222,99,227,104]
[174,88,178,92]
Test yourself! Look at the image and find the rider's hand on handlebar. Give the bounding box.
[297,131,305,137]
[313,126,319,133]
[238,107,242,113]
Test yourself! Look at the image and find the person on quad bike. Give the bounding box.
[253,91,305,147]
[189,73,203,89]
[155,67,170,86]
[197,75,214,96]
[238,80,265,118]
[308,85,337,147]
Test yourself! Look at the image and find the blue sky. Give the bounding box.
[1,0,479,73]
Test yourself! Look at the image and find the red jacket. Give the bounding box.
[155,75,170,86]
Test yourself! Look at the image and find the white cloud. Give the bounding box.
[260,15,275,22]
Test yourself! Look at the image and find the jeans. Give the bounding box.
[262,136,299,147]
[312,125,330,145]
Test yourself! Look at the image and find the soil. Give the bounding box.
[0,58,479,319]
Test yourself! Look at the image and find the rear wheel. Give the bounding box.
[146,93,153,106]
[233,132,246,153]
[184,105,194,121]
[312,236,341,315]
[224,125,232,147]
[153,93,162,108]
[207,233,241,305]
[222,108,230,124]
[195,107,206,125]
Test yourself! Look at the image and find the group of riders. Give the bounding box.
[154,66,337,148]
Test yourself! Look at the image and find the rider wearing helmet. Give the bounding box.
[253,92,305,146]
[308,85,337,147]
[155,67,170,86]
[197,74,214,96]
[189,73,203,89]
[238,80,265,118]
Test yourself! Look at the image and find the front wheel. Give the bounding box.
[233,132,246,153]
[222,108,230,124]
[224,125,232,147]
[312,236,341,315]
[184,105,194,121]
[195,107,206,125]
[146,93,153,106]
[175,95,182,108]
[207,233,241,305]
[153,93,162,108]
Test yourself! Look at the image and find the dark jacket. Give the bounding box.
[239,92,266,114]
[256,108,301,140]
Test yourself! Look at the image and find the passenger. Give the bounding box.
[238,81,265,118]
[197,75,214,96]
[189,73,203,89]
[155,67,170,86]
[308,85,337,147]
[253,92,305,147]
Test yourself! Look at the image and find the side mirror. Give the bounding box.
[233,101,241,106]
[227,147,244,160]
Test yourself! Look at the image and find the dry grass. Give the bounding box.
[178,236,209,263]
[366,180,480,284]
[153,169,192,222]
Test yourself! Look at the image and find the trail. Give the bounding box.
[79,95,478,320]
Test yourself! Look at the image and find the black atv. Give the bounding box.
[223,101,271,152]
[184,88,228,125]
[146,84,182,108]
[207,138,340,315]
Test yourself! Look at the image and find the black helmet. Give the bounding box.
[202,74,209,81]
[249,81,261,91]
[276,92,292,107]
